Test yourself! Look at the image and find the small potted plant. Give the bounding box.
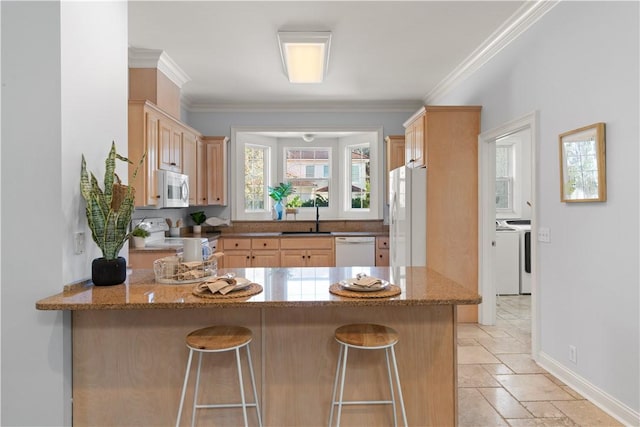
[80,142,144,285]
[131,225,150,248]
[190,211,206,234]
[268,182,294,220]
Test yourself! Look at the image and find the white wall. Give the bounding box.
[437,1,639,419]
[1,2,128,425]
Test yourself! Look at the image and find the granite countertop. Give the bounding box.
[36,266,481,311]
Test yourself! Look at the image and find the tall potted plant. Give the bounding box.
[80,142,143,286]
[268,182,294,220]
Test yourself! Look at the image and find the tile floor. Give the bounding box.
[457,295,622,427]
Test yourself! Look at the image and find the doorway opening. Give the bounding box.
[478,111,539,359]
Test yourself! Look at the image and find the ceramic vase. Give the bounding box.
[92,257,127,286]
[193,225,202,234]
[274,201,284,220]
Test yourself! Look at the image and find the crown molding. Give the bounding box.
[181,99,423,114]
[424,0,560,104]
[128,47,191,89]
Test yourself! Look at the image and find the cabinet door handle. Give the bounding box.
[170,162,176,166]
[263,243,267,247]
[156,195,161,199]
[246,256,250,259]
[235,243,239,247]
[252,256,255,259]
[301,255,305,259]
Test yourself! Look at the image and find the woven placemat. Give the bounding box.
[329,283,401,298]
[192,283,263,299]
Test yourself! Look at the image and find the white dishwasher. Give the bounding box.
[335,236,376,266]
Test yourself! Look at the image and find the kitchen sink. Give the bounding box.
[280,231,332,235]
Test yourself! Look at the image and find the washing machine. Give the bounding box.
[504,220,531,294]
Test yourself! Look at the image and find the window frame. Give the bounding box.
[232,127,383,221]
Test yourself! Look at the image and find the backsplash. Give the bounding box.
[216,220,387,235]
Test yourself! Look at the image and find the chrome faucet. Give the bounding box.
[315,205,320,233]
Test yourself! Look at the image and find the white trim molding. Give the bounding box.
[128,47,191,88]
[184,100,422,114]
[537,352,640,426]
[424,0,559,104]
[478,111,538,358]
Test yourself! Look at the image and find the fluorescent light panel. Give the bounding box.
[278,31,331,83]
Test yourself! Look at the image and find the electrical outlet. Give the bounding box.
[74,232,85,255]
[569,345,577,364]
[538,227,550,243]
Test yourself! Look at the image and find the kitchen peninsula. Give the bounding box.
[37,266,481,426]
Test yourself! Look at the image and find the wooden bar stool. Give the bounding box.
[176,325,262,427]
[329,323,408,427]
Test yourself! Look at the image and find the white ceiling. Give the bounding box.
[128,1,529,112]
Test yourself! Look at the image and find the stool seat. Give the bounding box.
[334,324,398,348]
[186,325,252,351]
[177,325,261,427]
[330,323,407,427]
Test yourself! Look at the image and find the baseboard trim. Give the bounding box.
[537,351,640,426]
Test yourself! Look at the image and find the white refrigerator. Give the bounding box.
[389,166,427,267]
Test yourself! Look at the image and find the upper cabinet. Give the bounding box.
[403,109,425,167]
[385,135,406,171]
[158,119,182,172]
[195,136,207,206]
[202,136,229,206]
[128,100,203,207]
[182,130,197,205]
[128,101,161,207]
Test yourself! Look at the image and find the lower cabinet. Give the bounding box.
[129,249,177,270]
[222,237,280,268]
[375,236,389,266]
[280,237,334,267]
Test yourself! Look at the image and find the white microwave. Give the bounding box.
[157,170,189,208]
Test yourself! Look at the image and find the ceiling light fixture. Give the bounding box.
[302,133,315,142]
[277,31,331,84]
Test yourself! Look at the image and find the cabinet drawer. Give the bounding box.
[252,238,279,250]
[376,236,389,249]
[280,237,333,250]
[223,238,251,250]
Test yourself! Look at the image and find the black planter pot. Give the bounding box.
[92,257,127,286]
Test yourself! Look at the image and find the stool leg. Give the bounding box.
[176,348,194,427]
[245,344,262,427]
[235,347,249,427]
[191,352,204,427]
[390,347,408,427]
[329,344,344,427]
[385,348,398,427]
[336,345,350,427]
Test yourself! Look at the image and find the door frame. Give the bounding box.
[478,111,539,359]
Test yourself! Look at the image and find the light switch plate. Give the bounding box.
[74,232,85,254]
[538,227,550,243]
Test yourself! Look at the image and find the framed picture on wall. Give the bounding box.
[559,122,606,202]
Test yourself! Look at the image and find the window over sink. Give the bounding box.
[232,128,383,221]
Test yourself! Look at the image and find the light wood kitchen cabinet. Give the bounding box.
[222,237,280,268]
[403,110,425,167]
[385,135,405,202]
[182,130,197,205]
[375,236,389,266]
[128,101,161,207]
[158,118,182,172]
[404,105,482,322]
[280,237,334,267]
[385,135,405,171]
[129,100,203,207]
[195,137,207,206]
[129,249,176,270]
[202,136,228,206]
